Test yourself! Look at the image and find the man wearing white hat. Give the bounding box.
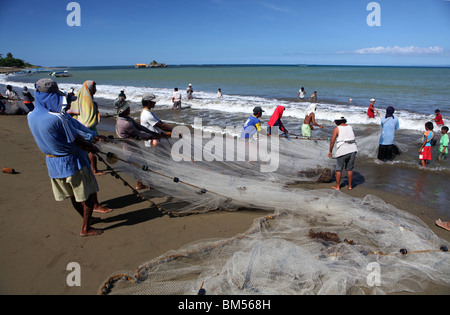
[367,98,379,118]
[328,114,358,191]
[186,84,193,100]
[140,93,174,147]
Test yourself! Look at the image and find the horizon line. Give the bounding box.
[54,63,450,69]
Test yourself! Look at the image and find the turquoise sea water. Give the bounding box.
[3,64,450,115]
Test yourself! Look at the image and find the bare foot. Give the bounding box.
[331,185,340,191]
[93,204,113,213]
[80,228,103,237]
[436,219,450,231]
[93,170,105,176]
[348,186,353,190]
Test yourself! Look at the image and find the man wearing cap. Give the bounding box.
[115,97,160,141]
[367,98,378,118]
[28,78,103,236]
[114,97,161,190]
[140,93,173,147]
[328,114,358,190]
[241,107,265,139]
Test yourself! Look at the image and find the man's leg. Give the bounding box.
[71,194,103,236]
[347,171,353,190]
[331,171,342,190]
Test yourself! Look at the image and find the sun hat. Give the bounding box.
[334,114,346,121]
[36,78,65,96]
[114,97,130,114]
[142,93,159,103]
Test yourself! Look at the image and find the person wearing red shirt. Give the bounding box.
[434,109,444,126]
[367,98,378,118]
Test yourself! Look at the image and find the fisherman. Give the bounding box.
[118,89,126,99]
[4,85,29,115]
[377,106,400,162]
[67,80,104,175]
[186,84,193,100]
[367,98,378,118]
[241,106,265,139]
[140,93,174,146]
[267,106,289,136]
[115,96,161,189]
[22,86,35,111]
[172,87,182,110]
[328,114,358,190]
[434,109,444,126]
[298,87,306,100]
[28,78,103,236]
[308,91,318,102]
[301,103,323,138]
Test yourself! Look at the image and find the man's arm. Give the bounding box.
[74,134,99,153]
[328,127,339,158]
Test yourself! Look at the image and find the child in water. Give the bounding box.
[437,126,448,162]
[418,122,434,167]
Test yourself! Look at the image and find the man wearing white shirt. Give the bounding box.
[172,87,182,110]
[140,93,173,146]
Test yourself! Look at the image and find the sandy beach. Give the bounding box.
[0,115,449,295]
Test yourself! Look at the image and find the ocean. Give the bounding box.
[1,65,449,214]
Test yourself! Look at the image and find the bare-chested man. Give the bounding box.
[301,103,323,138]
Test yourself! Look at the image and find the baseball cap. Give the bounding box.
[253,106,265,114]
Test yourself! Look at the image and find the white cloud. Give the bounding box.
[261,3,291,13]
[340,46,445,56]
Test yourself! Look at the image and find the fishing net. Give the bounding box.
[96,132,450,295]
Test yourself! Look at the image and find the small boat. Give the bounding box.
[7,70,34,77]
[49,70,72,77]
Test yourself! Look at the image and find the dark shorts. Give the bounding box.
[336,152,357,172]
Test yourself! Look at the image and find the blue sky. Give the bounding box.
[1,0,449,66]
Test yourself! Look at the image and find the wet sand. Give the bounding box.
[0,115,448,295]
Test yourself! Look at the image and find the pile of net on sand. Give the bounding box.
[96,135,449,295]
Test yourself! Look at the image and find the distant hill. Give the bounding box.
[0,52,35,69]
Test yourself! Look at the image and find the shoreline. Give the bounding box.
[0,115,449,295]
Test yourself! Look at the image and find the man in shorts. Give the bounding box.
[328,114,358,190]
[28,78,103,237]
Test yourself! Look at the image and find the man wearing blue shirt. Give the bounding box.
[241,107,265,139]
[28,79,103,237]
[378,106,400,162]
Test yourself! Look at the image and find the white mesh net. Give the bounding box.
[96,133,450,295]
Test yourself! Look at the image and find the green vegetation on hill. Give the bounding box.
[0,52,34,68]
